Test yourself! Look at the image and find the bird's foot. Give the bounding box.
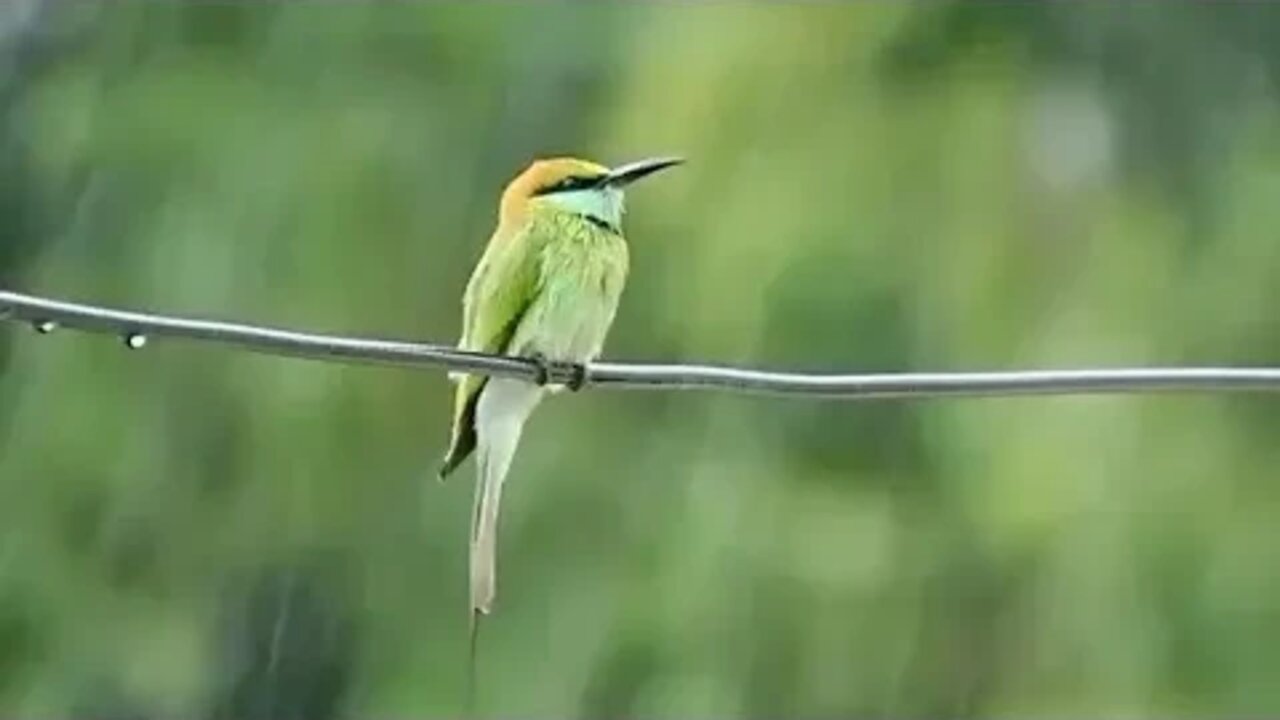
[526,353,588,391]
[528,352,552,386]
[565,362,588,392]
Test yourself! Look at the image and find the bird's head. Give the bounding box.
[501,155,683,231]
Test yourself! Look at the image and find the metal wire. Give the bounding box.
[4,288,1280,399]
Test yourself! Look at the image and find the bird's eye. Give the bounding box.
[537,175,599,195]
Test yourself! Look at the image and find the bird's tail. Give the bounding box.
[469,378,541,615]
[470,443,506,615]
[465,378,542,715]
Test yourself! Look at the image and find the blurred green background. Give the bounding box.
[4,2,1280,717]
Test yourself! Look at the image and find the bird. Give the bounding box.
[439,155,683,619]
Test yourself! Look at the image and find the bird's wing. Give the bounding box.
[439,222,545,479]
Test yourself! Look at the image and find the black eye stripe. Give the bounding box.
[534,174,605,196]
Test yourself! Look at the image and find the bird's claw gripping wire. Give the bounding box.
[529,352,552,386]
[565,362,587,391]
[527,353,587,391]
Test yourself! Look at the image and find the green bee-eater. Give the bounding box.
[439,155,682,617]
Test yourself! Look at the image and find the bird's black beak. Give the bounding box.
[603,156,684,187]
